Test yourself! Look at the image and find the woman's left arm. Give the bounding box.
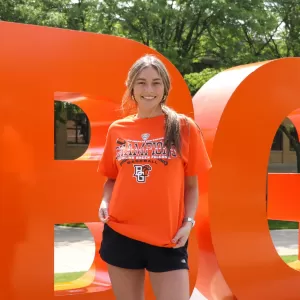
[172,175,198,248]
[172,117,211,248]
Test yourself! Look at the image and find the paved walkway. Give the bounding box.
[54,226,299,273]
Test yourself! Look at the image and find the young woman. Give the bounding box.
[97,54,211,300]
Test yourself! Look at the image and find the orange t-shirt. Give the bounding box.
[98,114,211,247]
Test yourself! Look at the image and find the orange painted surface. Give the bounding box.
[194,58,300,299]
[54,223,111,295]
[288,260,300,271]
[268,174,300,222]
[2,20,300,300]
[287,108,300,141]
[0,21,198,300]
[267,109,300,264]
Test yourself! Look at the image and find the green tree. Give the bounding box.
[202,0,281,67]
[0,0,69,27]
[266,0,300,57]
[66,0,101,31]
[184,68,224,96]
[2,0,299,71]
[98,0,227,73]
[0,0,102,31]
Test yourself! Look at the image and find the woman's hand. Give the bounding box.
[172,222,193,248]
[98,178,115,223]
[99,200,109,223]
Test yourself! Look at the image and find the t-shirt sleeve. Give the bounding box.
[184,119,212,177]
[97,125,118,179]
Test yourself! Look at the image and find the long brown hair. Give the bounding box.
[121,54,184,156]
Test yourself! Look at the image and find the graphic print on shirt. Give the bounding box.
[141,133,150,141]
[133,164,152,183]
[115,134,178,183]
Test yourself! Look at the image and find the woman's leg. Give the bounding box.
[149,269,189,300]
[145,240,190,300]
[100,225,147,299]
[108,264,145,300]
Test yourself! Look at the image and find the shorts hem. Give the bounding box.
[146,266,189,273]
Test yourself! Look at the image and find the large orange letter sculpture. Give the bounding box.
[194,59,300,300]
[1,21,300,300]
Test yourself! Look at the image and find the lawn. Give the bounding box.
[281,255,298,264]
[268,220,298,230]
[55,271,85,283]
[58,221,299,230]
[56,223,87,228]
[54,221,299,284]
[54,255,298,284]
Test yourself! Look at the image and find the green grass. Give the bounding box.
[55,271,86,283]
[54,221,298,284]
[281,255,298,264]
[268,220,299,230]
[56,223,87,228]
[55,221,298,231]
[54,255,299,284]
[56,221,299,230]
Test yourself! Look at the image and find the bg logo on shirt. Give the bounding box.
[133,164,152,183]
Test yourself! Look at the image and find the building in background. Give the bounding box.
[54,104,299,173]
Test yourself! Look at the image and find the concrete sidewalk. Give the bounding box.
[270,229,299,255]
[54,226,299,273]
[54,226,95,273]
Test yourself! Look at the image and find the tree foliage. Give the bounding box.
[184,68,224,96]
[2,0,300,168]
[2,0,300,73]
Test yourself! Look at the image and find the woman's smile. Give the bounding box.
[141,96,156,101]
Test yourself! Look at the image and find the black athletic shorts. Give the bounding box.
[99,224,189,272]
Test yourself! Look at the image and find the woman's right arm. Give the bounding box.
[99,178,116,223]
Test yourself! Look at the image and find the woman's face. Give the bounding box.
[132,66,165,112]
